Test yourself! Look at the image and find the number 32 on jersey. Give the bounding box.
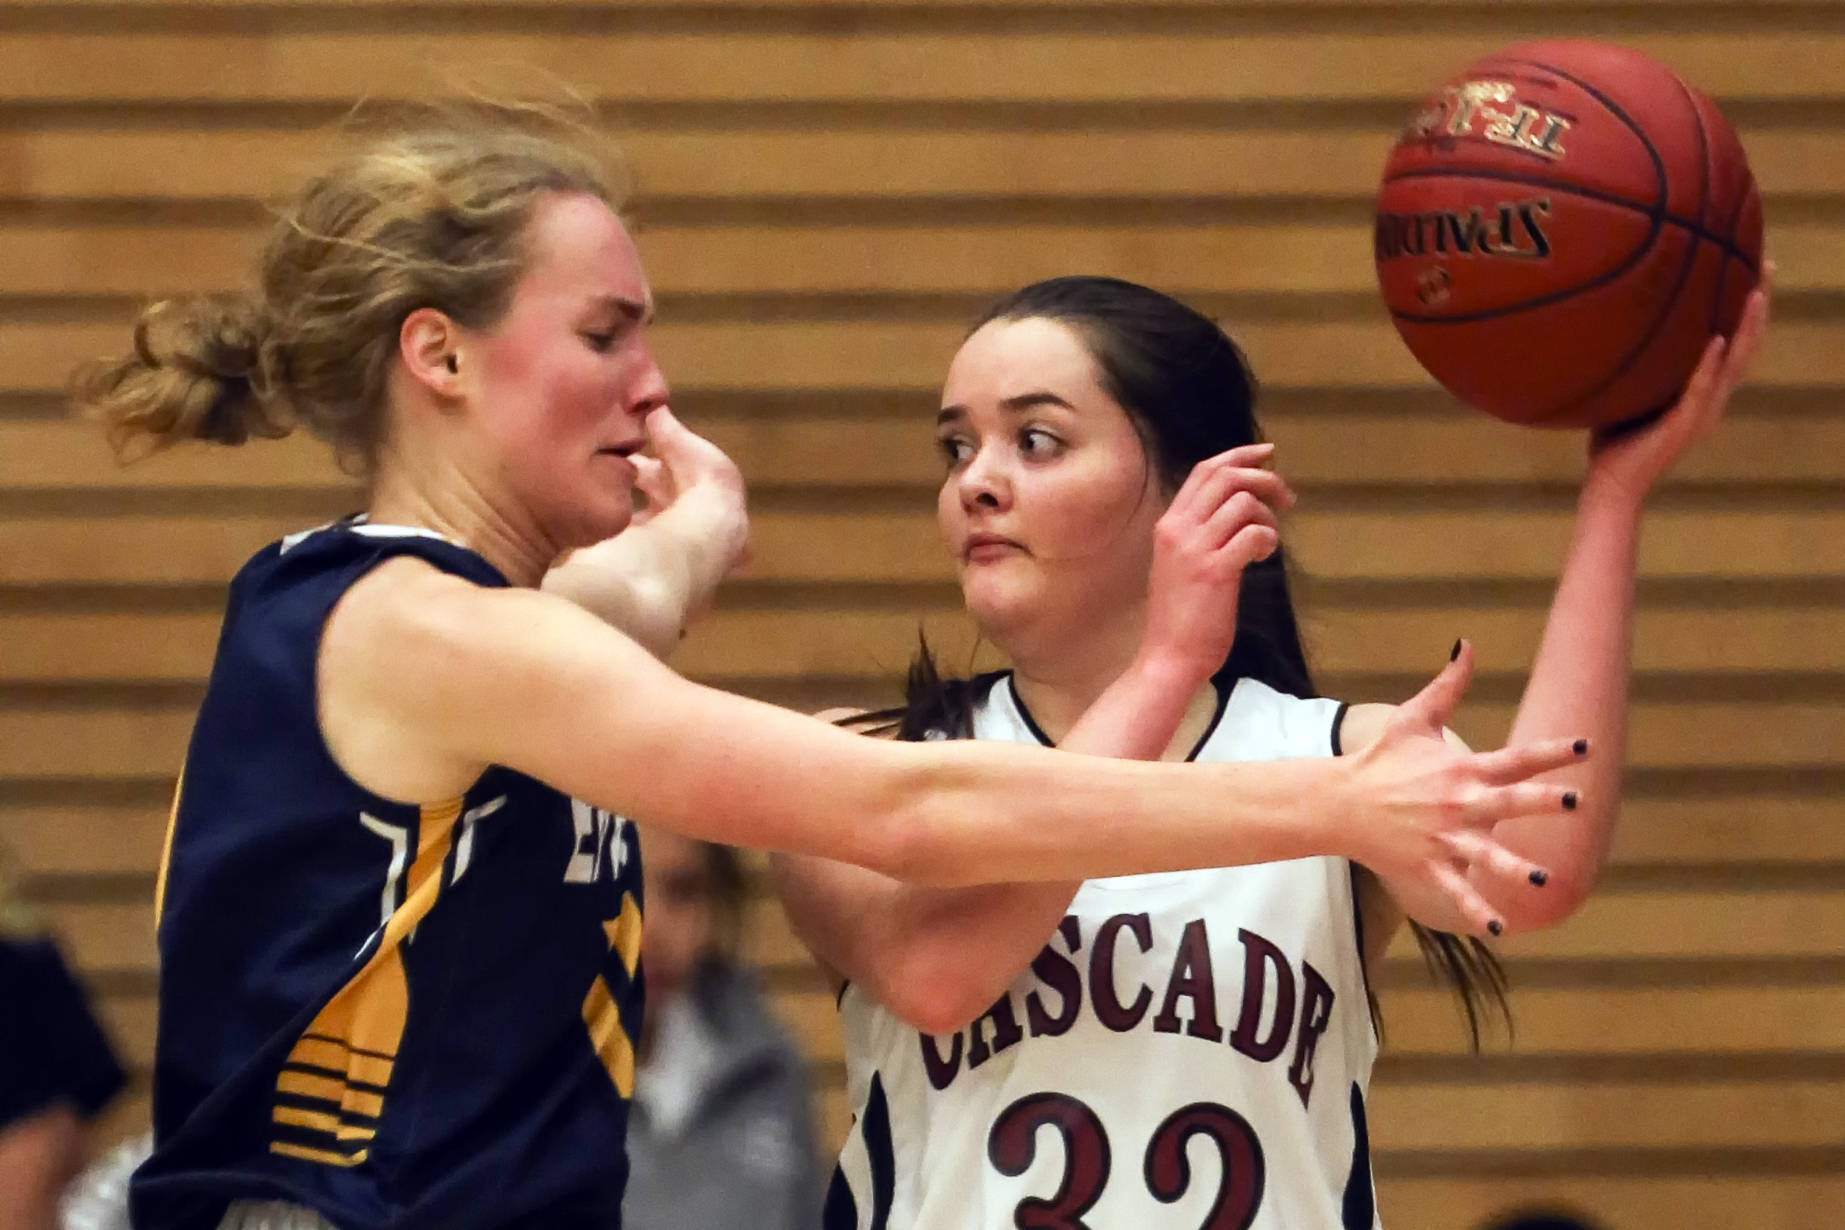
[989,1092,1264,1230]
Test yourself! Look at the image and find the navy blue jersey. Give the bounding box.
[133,521,645,1230]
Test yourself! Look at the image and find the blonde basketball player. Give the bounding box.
[777,274,1770,1229]
[70,108,1590,1230]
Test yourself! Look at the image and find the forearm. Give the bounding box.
[1487,478,1642,924]
[542,491,738,658]
[452,588,1348,885]
[803,655,1212,1031]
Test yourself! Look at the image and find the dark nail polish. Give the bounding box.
[1562,791,1579,811]
[1488,919,1503,937]
[1573,738,1589,756]
[1529,869,1549,886]
[1450,638,1462,661]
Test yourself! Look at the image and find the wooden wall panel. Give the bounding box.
[1,4,1838,1228]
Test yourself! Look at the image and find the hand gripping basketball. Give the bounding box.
[1377,39,1764,430]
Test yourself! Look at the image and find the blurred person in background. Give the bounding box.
[0,852,126,1230]
[621,829,821,1230]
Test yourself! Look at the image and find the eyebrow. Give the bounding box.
[936,390,1075,425]
[592,293,654,325]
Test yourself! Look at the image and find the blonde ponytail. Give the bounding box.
[72,294,292,459]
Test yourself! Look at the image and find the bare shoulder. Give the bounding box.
[326,554,486,649]
[1335,702,1396,754]
[1337,701,1469,754]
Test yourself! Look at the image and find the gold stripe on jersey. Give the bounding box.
[581,974,637,1099]
[581,888,643,1098]
[605,891,643,977]
[277,1070,385,1120]
[270,798,461,1166]
[270,1140,369,1168]
[153,763,186,930]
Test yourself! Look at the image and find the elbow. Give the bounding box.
[1494,800,1618,935]
[1499,860,1603,935]
[875,946,1007,1036]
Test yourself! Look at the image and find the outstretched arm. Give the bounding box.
[1365,280,1772,938]
[327,555,1584,917]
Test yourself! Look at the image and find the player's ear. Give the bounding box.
[400,308,466,401]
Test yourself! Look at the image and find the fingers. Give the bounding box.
[627,455,672,524]
[645,405,739,485]
[1443,829,1550,893]
[1177,462,1294,527]
[1168,444,1291,522]
[1430,862,1504,938]
[1719,274,1773,396]
[644,405,694,458]
[1471,779,1582,825]
[1201,489,1279,551]
[1221,523,1280,570]
[1395,639,1474,735]
[1471,735,1591,786]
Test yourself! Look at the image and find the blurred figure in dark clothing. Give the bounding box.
[0,855,126,1230]
[621,828,822,1230]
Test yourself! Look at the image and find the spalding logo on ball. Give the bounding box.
[1375,39,1763,429]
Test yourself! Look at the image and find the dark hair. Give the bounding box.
[860,276,1506,1045]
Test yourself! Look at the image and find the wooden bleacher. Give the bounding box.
[2,2,1840,1226]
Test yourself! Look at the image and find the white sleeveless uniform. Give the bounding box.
[826,674,1381,1230]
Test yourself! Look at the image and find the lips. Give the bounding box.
[963,532,1024,561]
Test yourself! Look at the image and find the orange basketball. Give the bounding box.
[1375,40,1763,429]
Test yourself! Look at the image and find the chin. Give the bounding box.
[961,580,1039,642]
[550,497,634,551]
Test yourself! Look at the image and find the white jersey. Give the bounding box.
[826,674,1381,1230]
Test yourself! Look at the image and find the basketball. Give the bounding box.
[1374,40,1763,429]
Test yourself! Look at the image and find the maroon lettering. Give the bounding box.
[967,993,1025,1069]
[1152,919,1224,1042]
[1026,916,1085,1039]
[1090,913,1154,1032]
[1288,961,1337,1109]
[1229,929,1296,1063]
[920,1031,962,1092]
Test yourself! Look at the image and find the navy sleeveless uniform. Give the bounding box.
[133,521,645,1230]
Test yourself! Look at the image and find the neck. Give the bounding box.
[366,437,558,588]
[1003,601,1221,759]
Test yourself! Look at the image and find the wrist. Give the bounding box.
[1578,469,1650,523]
[656,488,748,581]
[1305,754,1363,861]
[1126,642,1218,697]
